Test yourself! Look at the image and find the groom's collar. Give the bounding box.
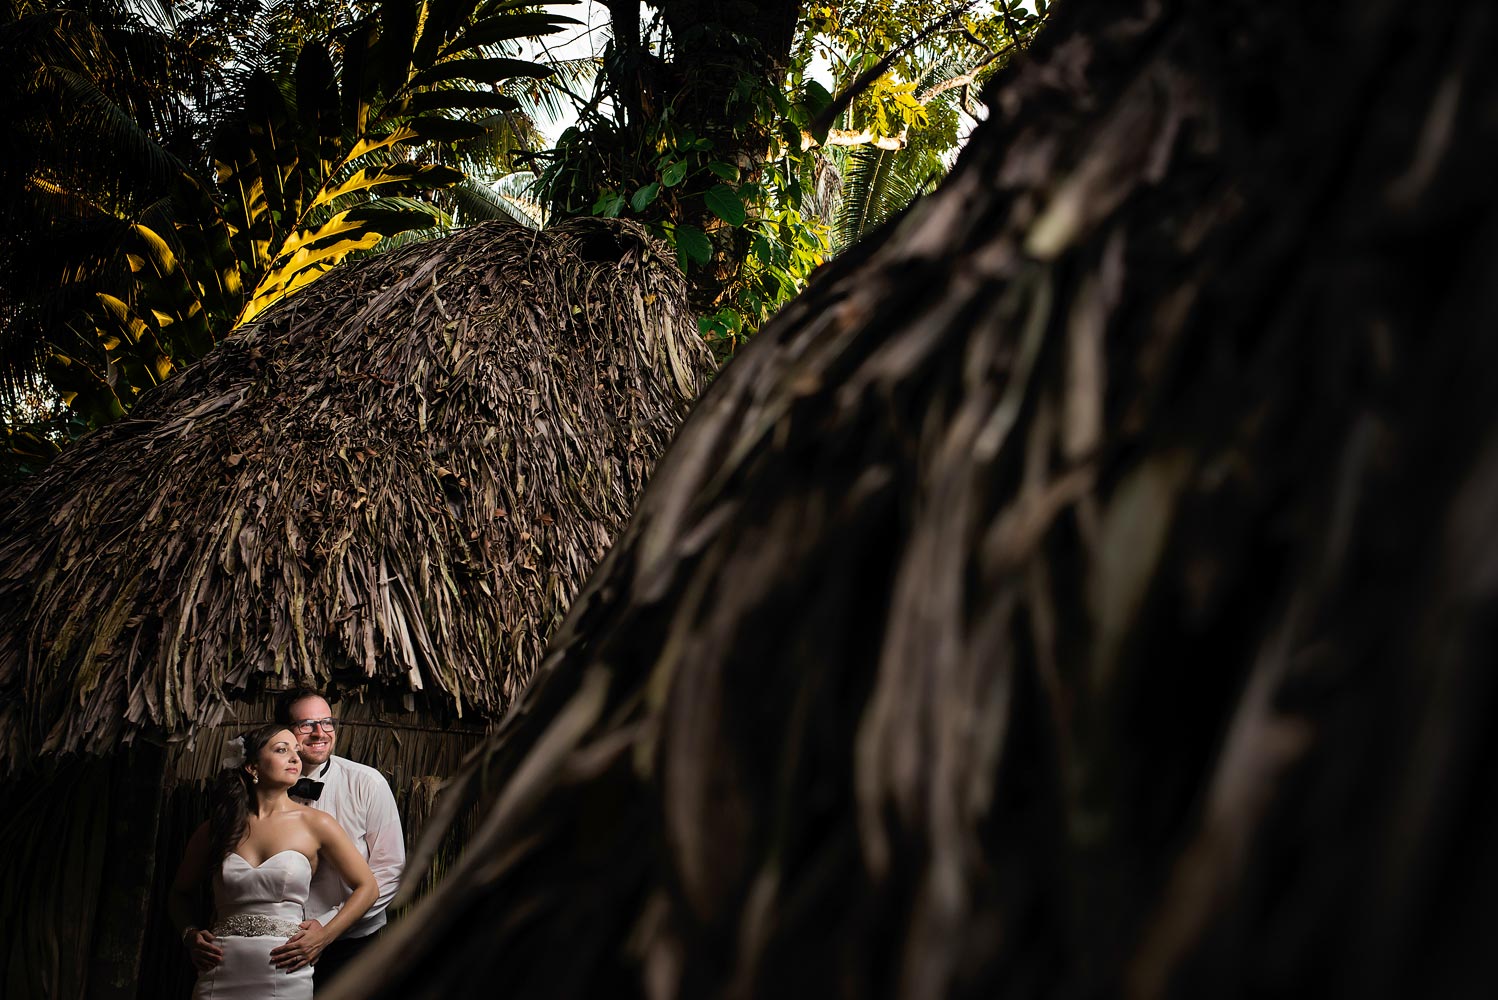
[315,757,334,779]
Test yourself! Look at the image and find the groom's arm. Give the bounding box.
[360,774,406,924]
[311,773,406,928]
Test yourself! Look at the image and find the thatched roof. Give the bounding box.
[0,218,713,770]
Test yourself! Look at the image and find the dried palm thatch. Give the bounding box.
[0,217,713,770]
[331,1,1498,999]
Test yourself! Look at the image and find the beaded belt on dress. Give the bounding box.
[211,914,302,938]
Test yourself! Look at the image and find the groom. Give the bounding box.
[269,687,406,989]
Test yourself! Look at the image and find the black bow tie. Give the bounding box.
[290,778,324,801]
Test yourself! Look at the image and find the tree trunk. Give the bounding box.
[334,1,1498,997]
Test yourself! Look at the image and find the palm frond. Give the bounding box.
[833,144,890,250]
[832,144,932,251]
[446,110,546,177]
[1,0,577,435]
[448,176,544,228]
[0,183,135,398]
[38,64,190,191]
[500,54,599,124]
[366,225,448,254]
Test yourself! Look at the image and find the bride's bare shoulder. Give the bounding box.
[297,805,344,839]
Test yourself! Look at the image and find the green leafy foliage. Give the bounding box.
[672,224,713,267]
[537,0,1047,359]
[542,66,835,358]
[796,2,1048,249]
[705,184,748,226]
[4,0,579,433]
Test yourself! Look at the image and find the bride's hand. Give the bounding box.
[269,919,329,972]
[185,929,224,972]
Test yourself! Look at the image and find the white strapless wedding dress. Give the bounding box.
[192,850,315,999]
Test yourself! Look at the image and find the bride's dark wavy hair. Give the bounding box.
[208,723,293,864]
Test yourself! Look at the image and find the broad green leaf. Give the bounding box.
[265,234,383,284]
[802,79,834,143]
[45,352,125,422]
[779,118,801,150]
[347,126,419,161]
[802,80,834,117]
[752,233,773,266]
[377,0,419,95]
[3,425,63,464]
[171,174,244,316]
[95,293,174,383]
[706,161,740,182]
[661,160,688,187]
[342,21,378,135]
[126,224,214,357]
[295,44,341,185]
[311,163,465,211]
[674,224,711,266]
[704,184,746,226]
[240,205,440,325]
[269,205,437,263]
[241,260,345,321]
[630,182,660,212]
[592,192,625,218]
[414,0,482,68]
[212,125,272,267]
[242,70,300,222]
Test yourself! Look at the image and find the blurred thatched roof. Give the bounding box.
[0,218,713,770]
[327,3,1498,1000]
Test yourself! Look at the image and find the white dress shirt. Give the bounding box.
[300,755,406,938]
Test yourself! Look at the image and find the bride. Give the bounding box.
[169,724,378,998]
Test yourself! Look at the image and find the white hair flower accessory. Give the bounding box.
[220,735,247,770]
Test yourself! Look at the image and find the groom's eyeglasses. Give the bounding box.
[291,717,337,734]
